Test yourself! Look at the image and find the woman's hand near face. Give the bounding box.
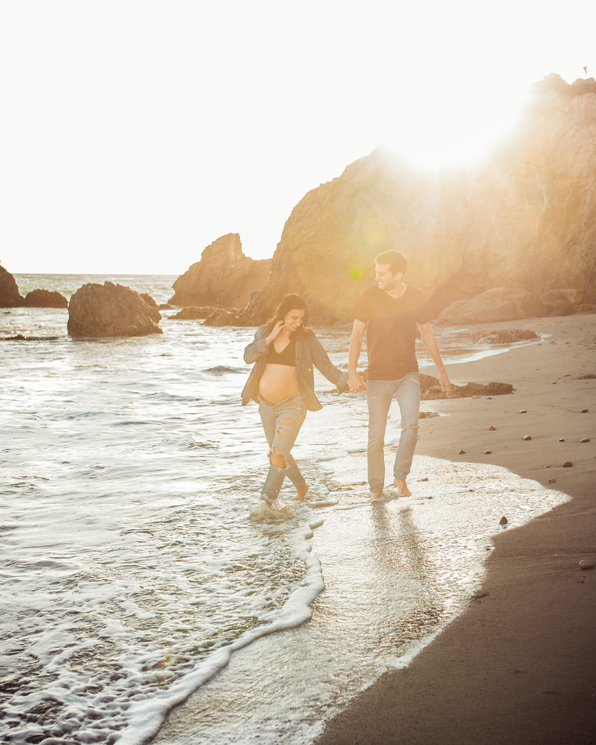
[266,320,285,345]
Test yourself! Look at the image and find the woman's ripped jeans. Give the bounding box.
[258,392,307,501]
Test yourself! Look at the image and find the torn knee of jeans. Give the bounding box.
[277,427,285,437]
[269,446,287,470]
[278,419,297,425]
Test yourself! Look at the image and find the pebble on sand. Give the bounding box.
[499,516,508,525]
[559,438,565,442]
[485,450,492,454]
[579,560,595,570]
[459,449,465,454]
[581,409,588,413]
[489,425,496,431]
[519,409,527,413]
[562,461,573,468]
[523,435,532,441]
[580,438,590,443]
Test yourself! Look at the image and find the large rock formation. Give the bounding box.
[0,263,24,307]
[68,282,162,338]
[240,74,596,325]
[169,234,271,309]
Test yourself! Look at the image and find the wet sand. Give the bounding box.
[316,313,596,745]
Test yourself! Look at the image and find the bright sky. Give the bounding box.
[1,0,593,275]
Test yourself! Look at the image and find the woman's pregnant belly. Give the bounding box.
[259,364,300,404]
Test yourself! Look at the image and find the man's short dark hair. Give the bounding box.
[375,250,407,276]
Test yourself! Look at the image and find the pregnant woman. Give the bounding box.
[242,294,348,506]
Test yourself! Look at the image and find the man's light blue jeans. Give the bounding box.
[259,392,307,501]
[367,373,420,492]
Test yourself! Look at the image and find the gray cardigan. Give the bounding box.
[241,325,348,411]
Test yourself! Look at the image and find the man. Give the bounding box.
[348,249,451,499]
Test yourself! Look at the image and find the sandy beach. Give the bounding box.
[316,313,596,745]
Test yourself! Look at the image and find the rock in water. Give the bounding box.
[203,309,241,327]
[0,263,24,307]
[169,234,271,309]
[171,306,213,320]
[67,282,162,338]
[22,289,69,308]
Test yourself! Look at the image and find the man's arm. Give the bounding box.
[348,319,367,392]
[419,322,451,397]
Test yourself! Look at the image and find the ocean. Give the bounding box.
[1,274,567,745]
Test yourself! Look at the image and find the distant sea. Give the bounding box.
[1,274,566,745]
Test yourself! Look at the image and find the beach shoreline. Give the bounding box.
[316,313,596,744]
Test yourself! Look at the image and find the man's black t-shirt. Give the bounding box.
[354,285,433,380]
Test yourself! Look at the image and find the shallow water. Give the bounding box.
[1,274,564,745]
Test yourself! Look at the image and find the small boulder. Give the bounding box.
[21,289,69,308]
[562,461,573,468]
[579,560,595,570]
[541,289,575,317]
[67,282,162,338]
[439,288,546,325]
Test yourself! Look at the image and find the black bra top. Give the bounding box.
[267,339,296,367]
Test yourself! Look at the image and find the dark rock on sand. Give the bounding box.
[21,289,69,308]
[579,560,595,570]
[578,373,596,379]
[523,435,532,440]
[169,234,271,309]
[580,438,590,443]
[68,282,162,338]
[562,461,573,467]
[203,309,242,327]
[171,306,214,320]
[0,263,24,307]
[489,426,496,431]
[420,373,513,400]
[472,328,539,344]
[499,516,508,525]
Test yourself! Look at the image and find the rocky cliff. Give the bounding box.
[240,74,596,325]
[169,233,271,309]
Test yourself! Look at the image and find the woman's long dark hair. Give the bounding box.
[267,294,313,339]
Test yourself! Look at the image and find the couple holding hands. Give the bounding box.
[241,249,451,506]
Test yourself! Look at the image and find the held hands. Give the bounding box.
[348,372,367,393]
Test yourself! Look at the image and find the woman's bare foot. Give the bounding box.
[393,478,411,497]
[295,483,309,501]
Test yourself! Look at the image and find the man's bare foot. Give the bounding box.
[393,478,411,497]
[370,491,386,501]
[296,484,309,501]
